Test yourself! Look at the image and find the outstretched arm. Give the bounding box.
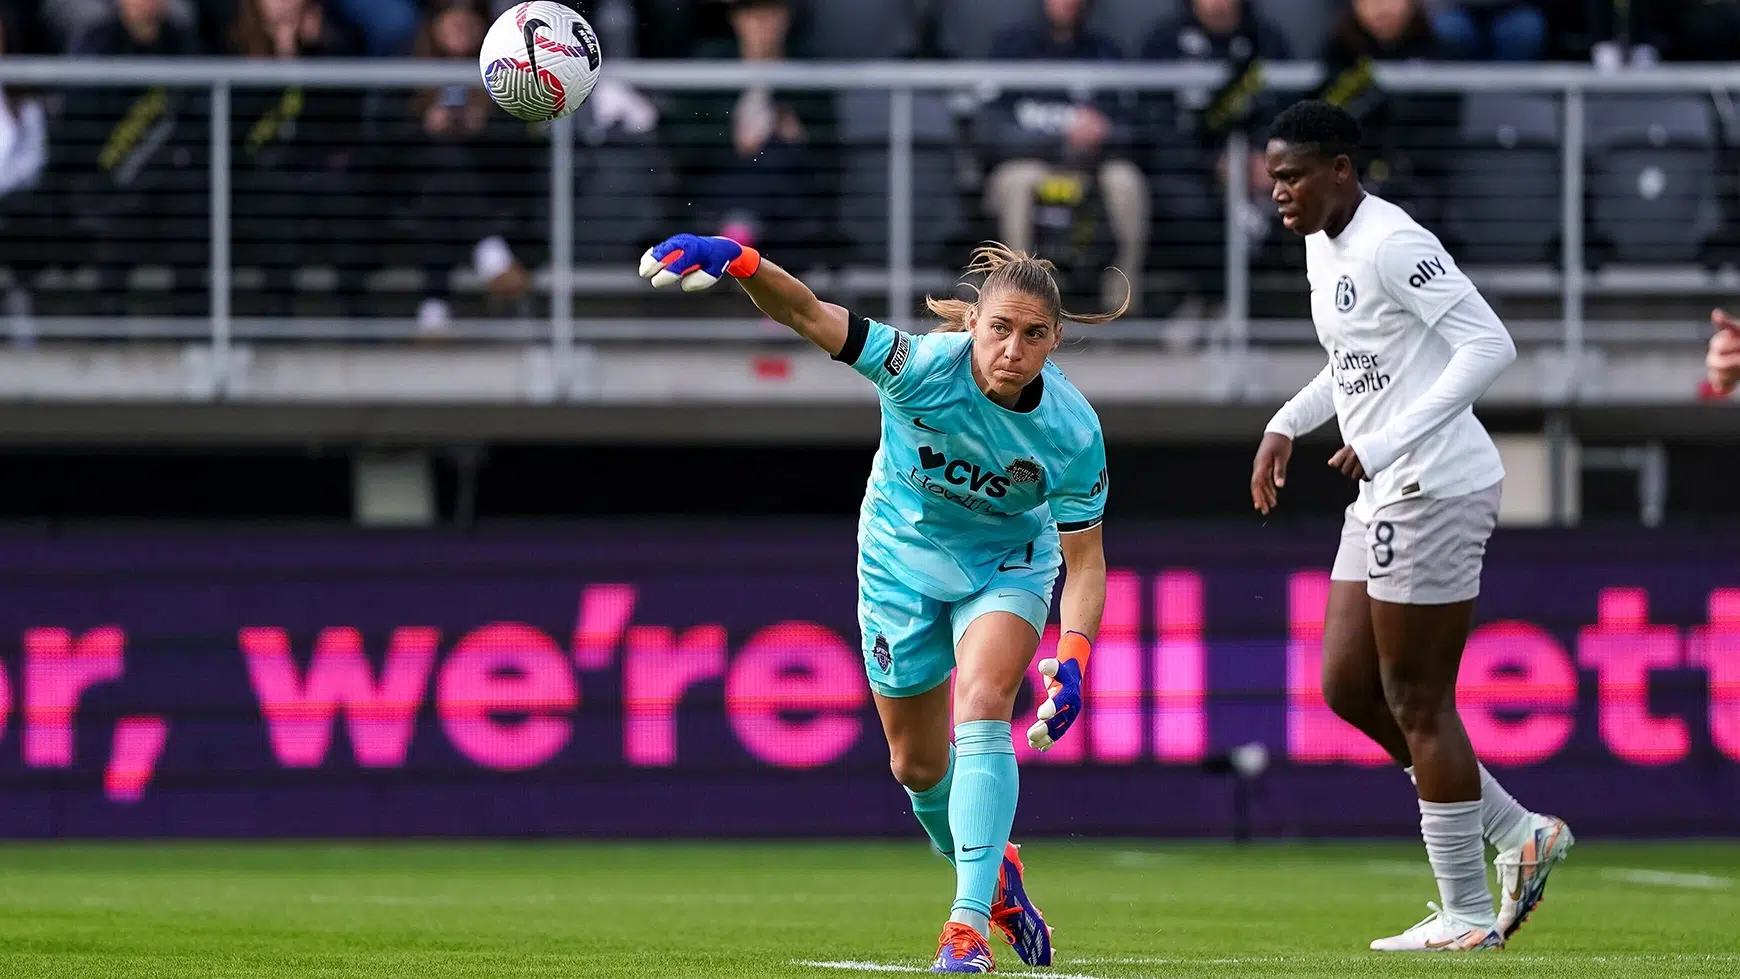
[735,258,851,357]
[640,234,848,356]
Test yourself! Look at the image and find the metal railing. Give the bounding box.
[2,57,1739,397]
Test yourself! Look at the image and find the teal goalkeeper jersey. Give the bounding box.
[834,312,1108,602]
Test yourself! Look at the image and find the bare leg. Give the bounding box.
[1372,598,1480,803]
[873,680,956,858]
[1321,580,1413,766]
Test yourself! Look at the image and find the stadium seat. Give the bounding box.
[1088,0,1182,55]
[806,0,920,59]
[936,0,1036,59]
[1251,0,1336,60]
[836,90,964,265]
[1446,93,1563,266]
[1586,96,1720,265]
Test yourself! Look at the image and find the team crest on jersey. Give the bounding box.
[1335,275,1357,313]
[1006,458,1043,484]
[872,633,892,672]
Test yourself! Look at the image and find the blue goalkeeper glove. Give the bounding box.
[637,234,762,292]
[1027,631,1090,751]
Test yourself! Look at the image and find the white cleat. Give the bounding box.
[1369,902,1504,952]
[1496,813,1575,939]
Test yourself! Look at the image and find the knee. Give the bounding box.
[985,160,1045,207]
[1384,680,1451,736]
[1321,669,1382,726]
[953,671,1024,725]
[889,746,950,792]
[1099,160,1149,200]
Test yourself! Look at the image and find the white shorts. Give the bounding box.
[1330,481,1502,606]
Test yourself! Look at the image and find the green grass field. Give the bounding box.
[0,841,1735,978]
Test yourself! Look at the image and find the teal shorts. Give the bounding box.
[856,551,1059,700]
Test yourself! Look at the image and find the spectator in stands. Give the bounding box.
[325,0,418,55]
[0,7,47,344]
[44,0,246,50]
[1430,1,1548,61]
[1141,0,1291,328]
[713,0,822,254]
[1313,0,1460,228]
[1574,0,1686,68]
[62,0,206,316]
[398,0,534,333]
[653,1,829,257]
[982,0,1148,313]
[230,0,369,317]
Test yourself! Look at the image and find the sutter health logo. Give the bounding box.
[908,446,1012,513]
[1333,348,1390,396]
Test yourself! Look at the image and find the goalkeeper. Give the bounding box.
[640,234,1120,973]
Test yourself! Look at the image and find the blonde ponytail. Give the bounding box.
[925,241,1130,333]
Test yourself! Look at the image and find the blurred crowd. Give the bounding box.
[0,0,1738,334]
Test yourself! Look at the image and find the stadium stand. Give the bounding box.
[1446,93,1562,267]
[0,0,1737,338]
[1585,94,1720,266]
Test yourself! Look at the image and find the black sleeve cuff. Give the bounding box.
[832,310,869,365]
[1057,517,1103,534]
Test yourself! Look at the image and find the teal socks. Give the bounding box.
[948,720,1019,921]
[905,745,956,862]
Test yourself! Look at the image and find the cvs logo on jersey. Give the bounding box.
[918,446,1011,498]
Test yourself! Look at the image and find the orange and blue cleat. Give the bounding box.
[989,842,1054,967]
[932,922,995,973]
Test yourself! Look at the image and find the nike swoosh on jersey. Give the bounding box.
[913,417,947,434]
[960,844,996,853]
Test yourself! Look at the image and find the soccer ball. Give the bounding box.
[479,1,602,122]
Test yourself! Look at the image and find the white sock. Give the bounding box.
[1419,799,1495,924]
[1478,764,1533,852]
[948,907,990,938]
[1406,764,1533,852]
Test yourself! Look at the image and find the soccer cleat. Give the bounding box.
[989,843,1053,966]
[932,922,995,973]
[1496,813,1575,939]
[1369,903,1504,952]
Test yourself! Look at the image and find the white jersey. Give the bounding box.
[1267,195,1516,522]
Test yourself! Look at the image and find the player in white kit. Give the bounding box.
[1250,101,1573,951]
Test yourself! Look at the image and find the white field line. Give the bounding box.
[1109,851,1192,868]
[1065,957,1291,966]
[796,953,1740,973]
[1073,953,1740,965]
[1598,868,1733,890]
[793,960,1129,979]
